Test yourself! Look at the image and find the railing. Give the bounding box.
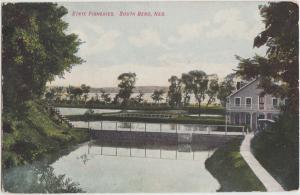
[102,112,177,119]
[47,104,74,127]
[71,121,246,135]
[83,141,214,161]
[226,103,280,111]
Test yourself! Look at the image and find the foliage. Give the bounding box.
[205,138,266,192]
[167,76,182,107]
[217,73,235,107]
[181,73,193,106]
[236,2,299,114]
[99,88,111,104]
[45,86,64,103]
[117,72,137,106]
[206,74,219,108]
[187,70,209,116]
[2,101,89,169]
[251,112,299,190]
[151,89,165,104]
[135,91,145,104]
[3,163,84,193]
[67,86,83,102]
[2,3,84,111]
[81,84,90,103]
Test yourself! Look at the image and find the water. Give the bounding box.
[56,107,123,115]
[3,135,224,192]
[71,121,244,135]
[51,141,220,192]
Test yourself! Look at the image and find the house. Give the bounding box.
[226,78,285,130]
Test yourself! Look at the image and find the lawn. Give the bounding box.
[205,137,266,192]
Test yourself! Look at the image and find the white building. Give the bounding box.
[226,78,285,130]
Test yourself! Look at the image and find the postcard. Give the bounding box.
[1,0,299,193]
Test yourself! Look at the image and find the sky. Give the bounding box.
[49,1,268,88]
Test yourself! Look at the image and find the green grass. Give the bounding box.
[250,113,298,191]
[205,137,266,192]
[2,101,90,169]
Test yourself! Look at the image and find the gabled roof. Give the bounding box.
[227,78,258,98]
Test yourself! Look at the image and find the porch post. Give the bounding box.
[225,112,228,134]
[250,112,253,130]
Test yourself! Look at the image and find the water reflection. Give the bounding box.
[50,138,221,192]
[71,121,244,135]
[3,163,84,193]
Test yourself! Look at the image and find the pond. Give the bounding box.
[3,136,222,193]
[56,107,137,115]
[51,141,220,192]
[71,121,244,135]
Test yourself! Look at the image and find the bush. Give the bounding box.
[251,112,299,190]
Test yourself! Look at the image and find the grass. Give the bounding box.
[250,113,298,191]
[205,137,266,192]
[2,101,90,169]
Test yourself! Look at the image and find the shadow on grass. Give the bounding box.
[205,137,266,192]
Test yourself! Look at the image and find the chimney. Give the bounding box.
[236,82,241,90]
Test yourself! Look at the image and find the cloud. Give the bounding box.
[128,29,169,49]
[207,8,263,40]
[70,23,120,59]
[168,22,210,43]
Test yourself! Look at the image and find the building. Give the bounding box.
[226,78,285,130]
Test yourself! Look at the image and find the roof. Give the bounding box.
[227,78,258,98]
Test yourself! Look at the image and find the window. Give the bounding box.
[272,98,278,107]
[235,97,241,106]
[246,97,252,107]
[259,95,265,110]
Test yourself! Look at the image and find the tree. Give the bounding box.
[236,2,298,114]
[217,73,235,107]
[2,3,84,111]
[206,75,219,108]
[181,73,193,106]
[99,89,111,104]
[135,91,144,104]
[188,70,209,116]
[81,84,90,103]
[151,89,165,104]
[167,76,182,107]
[45,86,64,103]
[66,86,83,103]
[117,72,137,106]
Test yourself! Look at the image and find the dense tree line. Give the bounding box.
[2,3,83,112]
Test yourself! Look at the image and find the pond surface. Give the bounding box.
[51,141,220,192]
[71,121,244,135]
[56,107,131,115]
[3,137,221,193]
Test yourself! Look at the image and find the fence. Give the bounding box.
[71,121,245,136]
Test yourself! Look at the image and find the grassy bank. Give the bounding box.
[205,137,266,192]
[2,101,90,169]
[53,102,225,114]
[250,113,299,190]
